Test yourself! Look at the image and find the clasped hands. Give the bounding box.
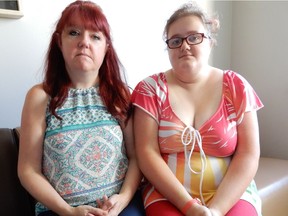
[65,194,123,216]
[186,203,222,216]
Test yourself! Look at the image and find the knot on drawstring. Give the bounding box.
[181,125,207,205]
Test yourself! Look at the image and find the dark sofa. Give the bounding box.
[0,128,35,216]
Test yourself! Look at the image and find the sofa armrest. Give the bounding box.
[255,157,288,216]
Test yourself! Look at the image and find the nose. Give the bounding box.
[78,33,90,48]
[180,39,191,51]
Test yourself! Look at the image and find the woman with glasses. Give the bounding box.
[132,2,263,216]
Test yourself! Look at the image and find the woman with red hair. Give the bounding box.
[18,1,144,216]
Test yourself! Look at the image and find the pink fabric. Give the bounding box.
[132,70,263,157]
[226,199,258,216]
[132,70,263,212]
[145,200,182,216]
[145,199,257,216]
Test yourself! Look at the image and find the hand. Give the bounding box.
[208,208,222,216]
[97,194,126,216]
[97,195,113,211]
[63,205,108,216]
[186,204,212,216]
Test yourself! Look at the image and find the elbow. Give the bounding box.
[17,162,28,186]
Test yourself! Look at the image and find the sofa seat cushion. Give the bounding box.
[255,157,288,216]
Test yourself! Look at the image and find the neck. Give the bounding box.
[168,66,211,88]
[70,75,99,89]
[68,70,100,89]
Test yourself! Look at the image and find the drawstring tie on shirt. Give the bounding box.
[181,125,207,205]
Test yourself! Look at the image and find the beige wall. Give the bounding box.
[211,1,233,69]
[213,1,288,160]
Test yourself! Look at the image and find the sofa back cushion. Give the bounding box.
[0,128,35,216]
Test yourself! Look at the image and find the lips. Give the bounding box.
[179,54,193,59]
[76,53,91,59]
[179,51,193,59]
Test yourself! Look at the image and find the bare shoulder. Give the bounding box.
[26,83,47,97]
[22,83,49,116]
[210,67,223,75]
[209,67,223,83]
[25,84,49,105]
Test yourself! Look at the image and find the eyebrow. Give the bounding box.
[169,30,201,38]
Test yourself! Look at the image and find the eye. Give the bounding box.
[92,34,101,40]
[187,35,199,43]
[187,34,202,44]
[69,30,80,36]
[169,37,182,47]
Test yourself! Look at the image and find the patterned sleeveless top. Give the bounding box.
[131,70,263,215]
[35,86,128,215]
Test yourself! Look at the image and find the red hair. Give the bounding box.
[43,1,131,124]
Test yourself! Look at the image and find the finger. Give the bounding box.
[96,198,103,207]
[89,208,108,216]
[101,201,112,211]
[103,195,108,202]
[104,197,114,209]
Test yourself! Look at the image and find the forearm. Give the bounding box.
[208,153,259,215]
[139,151,192,211]
[118,158,142,206]
[117,116,143,207]
[19,170,73,215]
[209,112,261,215]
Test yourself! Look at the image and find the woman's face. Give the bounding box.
[59,12,108,77]
[167,15,211,73]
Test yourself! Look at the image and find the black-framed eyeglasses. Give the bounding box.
[165,33,210,49]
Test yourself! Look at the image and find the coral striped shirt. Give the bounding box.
[132,70,263,215]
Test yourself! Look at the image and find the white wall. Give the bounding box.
[231,1,288,160]
[0,0,74,128]
[211,1,232,69]
[1,0,202,128]
[198,1,288,160]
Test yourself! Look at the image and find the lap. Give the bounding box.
[226,199,258,216]
[146,200,182,216]
[119,189,145,216]
[38,190,145,216]
[146,199,258,216]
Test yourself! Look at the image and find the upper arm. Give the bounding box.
[18,84,49,176]
[225,72,263,157]
[235,110,260,158]
[122,116,135,159]
[133,107,161,156]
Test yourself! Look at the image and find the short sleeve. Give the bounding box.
[224,70,264,124]
[131,73,167,124]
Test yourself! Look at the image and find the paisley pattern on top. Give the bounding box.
[35,86,128,215]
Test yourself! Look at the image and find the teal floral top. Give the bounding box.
[35,86,128,215]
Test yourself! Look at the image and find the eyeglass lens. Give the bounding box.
[167,33,204,49]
